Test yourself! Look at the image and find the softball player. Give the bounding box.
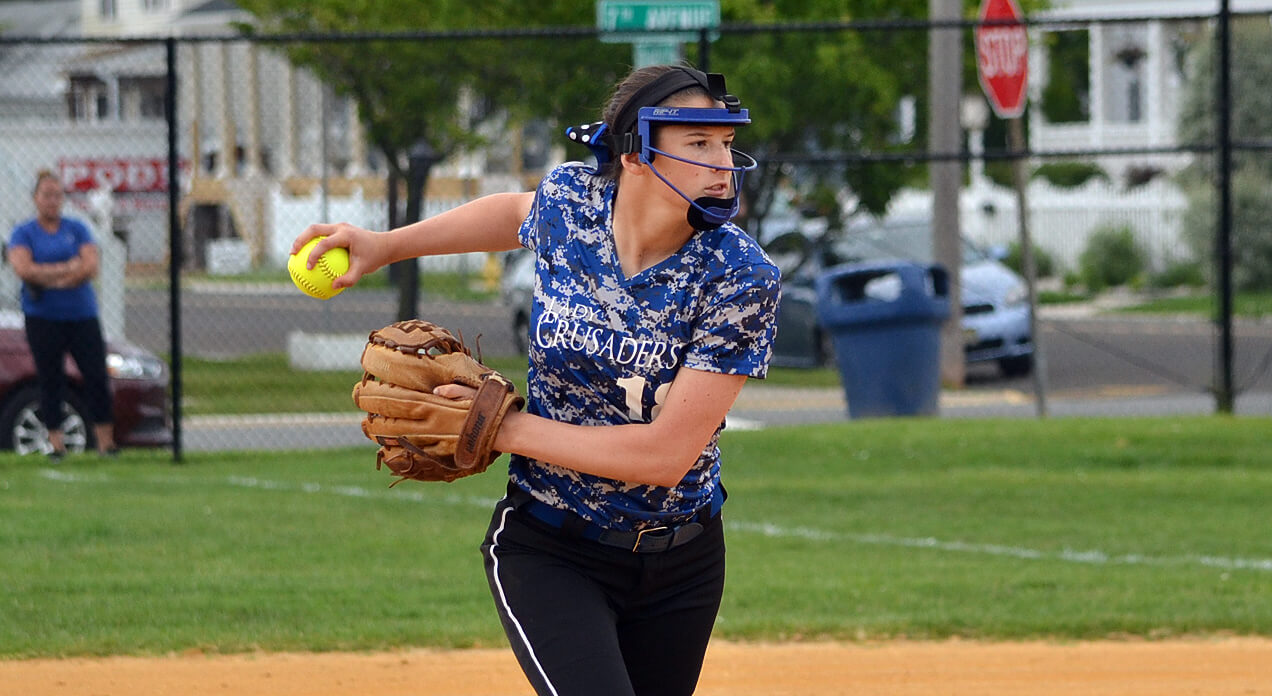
[294,64,778,696]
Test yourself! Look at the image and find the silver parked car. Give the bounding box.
[832,215,1033,376]
[767,214,1035,376]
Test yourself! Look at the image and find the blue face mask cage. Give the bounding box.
[632,106,758,229]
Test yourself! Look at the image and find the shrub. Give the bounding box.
[1002,242,1056,278]
[1033,161,1109,189]
[1181,168,1272,292]
[1079,225,1147,292]
[1150,260,1207,289]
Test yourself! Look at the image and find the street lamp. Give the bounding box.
[961,93,991,188]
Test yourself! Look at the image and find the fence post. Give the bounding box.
[166,36,184,462]
[1215,0,1235,414]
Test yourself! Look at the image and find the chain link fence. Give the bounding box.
[2,10,1270,459]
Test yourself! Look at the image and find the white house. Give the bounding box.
[1,0,543,274]
[1028,0,1272,182]
[933,0,1272,272]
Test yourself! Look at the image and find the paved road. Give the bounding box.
[180,382,1272,453]
[128,284,1272,394]
[122,285,1272,452]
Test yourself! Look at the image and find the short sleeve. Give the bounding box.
[682,263,781,378]
[69,218,96,247]
[8,223,32,250]
[518,183,545,253]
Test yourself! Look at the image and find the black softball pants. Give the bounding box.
[24,316,114,428]
[481,493,726,696]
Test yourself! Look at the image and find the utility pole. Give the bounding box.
[930,0,965,389]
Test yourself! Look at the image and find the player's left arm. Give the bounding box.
[478,367,748,488]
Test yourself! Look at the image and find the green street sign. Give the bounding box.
[597,0,720,43]
[633,40,681,67]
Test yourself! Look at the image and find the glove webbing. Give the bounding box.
[374,437,464,487]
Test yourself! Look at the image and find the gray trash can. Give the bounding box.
[815,261,951,419]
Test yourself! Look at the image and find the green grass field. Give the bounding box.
[2,416,1269,659]
[1119,291,1272,319]
[180,354,845,414]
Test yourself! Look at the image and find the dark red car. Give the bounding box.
[0,310,171,455]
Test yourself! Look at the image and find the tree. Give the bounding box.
[234,1,1032,267]
[709,0,1048,240]
[1176,16,1272,291]
[234,1,627,318]
[707,0,933,237]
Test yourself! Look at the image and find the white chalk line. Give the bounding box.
[35,468,1272,573]
[727,521,1272,573]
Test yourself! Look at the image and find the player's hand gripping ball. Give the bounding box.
[288,236,349,300]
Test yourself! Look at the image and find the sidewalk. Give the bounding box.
[727,381,1271,428]
[180,384,1270,453]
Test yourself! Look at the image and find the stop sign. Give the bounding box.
[975,0,1029,119]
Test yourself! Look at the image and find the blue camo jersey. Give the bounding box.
[511,161,780,531]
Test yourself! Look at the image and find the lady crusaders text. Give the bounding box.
[534,297,684,371]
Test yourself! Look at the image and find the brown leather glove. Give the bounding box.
[352,320,524,484]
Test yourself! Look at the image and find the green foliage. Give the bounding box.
[1149,260,1207,290]
[1176,18,1272,292]
[181,353,529,415]
[233,1,627,180]
[1038,288,1090,304]
[1032,161,1109,189]
[715,0,934,222]
[3,416,1270,656]
[1002,241,1056,278]
[1176,17,1272,179]
[1040,30,1090,123]
[1181,168,1272,292]
[1120,291,1272,319]
[229,1,1066,242]
[984,158,1016,189]
[1079,225,1147,292]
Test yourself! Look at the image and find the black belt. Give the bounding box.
[507,483,723,554]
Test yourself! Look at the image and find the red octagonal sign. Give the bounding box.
[975,0,1029,119]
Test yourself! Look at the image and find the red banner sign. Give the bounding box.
[58,157,173,193]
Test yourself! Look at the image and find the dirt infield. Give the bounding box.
[4,638,1270,696]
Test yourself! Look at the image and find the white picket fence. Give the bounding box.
[266,184,486,273]
[886,178,1191,272]
[262,175,1193,278]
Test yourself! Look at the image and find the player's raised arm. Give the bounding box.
[290,191,534,288]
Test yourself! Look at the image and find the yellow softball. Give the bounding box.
[288,236,350,300]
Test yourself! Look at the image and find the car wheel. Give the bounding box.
[0,386,92,455]
[998,354,1034,378]
[512,311,530,355]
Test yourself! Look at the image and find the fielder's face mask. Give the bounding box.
[566,67,758,230]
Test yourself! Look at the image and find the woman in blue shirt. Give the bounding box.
[7,170,118,459]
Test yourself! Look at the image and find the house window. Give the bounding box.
[119,77,167,121]
[68,75,109,121]
[99,0,117,20]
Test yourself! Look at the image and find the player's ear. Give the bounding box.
[619,151,644,175]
